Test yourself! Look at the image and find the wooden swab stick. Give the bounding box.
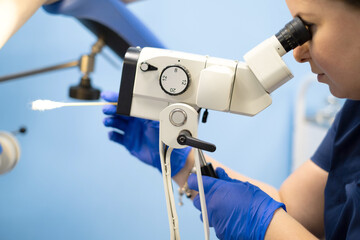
[32,99,117,111]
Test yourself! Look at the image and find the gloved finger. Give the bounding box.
[103,116,128,130]
[193,193,214,228]
[101,91,119,102]
[193,193,201,210]
[215,167,233,182]
[187,174,219,193]
[216,167,244,184]
[188,174,199,191]
[108,131,125,145]
[102,104,117,115]
[0,144,2,154]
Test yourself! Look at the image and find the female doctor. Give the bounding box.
[102,0,360,239]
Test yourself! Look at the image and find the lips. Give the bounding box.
[317,73,325,82]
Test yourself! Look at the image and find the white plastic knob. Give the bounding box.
[0,132,21,175]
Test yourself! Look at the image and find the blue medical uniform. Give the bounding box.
[312,99,360,239]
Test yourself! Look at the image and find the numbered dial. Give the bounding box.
[159,65,190,96]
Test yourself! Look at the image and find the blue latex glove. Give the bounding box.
[102,91,191,176]
[188,167,286,240]
[0,143,2,155]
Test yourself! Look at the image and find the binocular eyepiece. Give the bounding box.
[276,16,312,52]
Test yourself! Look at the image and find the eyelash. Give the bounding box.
[301,20,315,34]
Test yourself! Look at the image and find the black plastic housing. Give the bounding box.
[275,16,312,52]
[116,47,142,116]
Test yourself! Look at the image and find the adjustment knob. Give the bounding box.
[177,130,216,152]
[159,65,190,95]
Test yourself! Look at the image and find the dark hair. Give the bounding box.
[344,0,360,8]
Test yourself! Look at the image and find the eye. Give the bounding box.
[301,19,316,35]
[307,24,317,36]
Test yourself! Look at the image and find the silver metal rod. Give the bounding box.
[0,60,79,83]
[198,149,207,167]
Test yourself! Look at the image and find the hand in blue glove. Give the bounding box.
[188,167,286,240]
[101,91,191,176]
[0,143,2,155]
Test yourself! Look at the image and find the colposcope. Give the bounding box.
[115,17,311,240]
[117,17,311,120]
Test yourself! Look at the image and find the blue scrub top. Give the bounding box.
[312,99,360,239]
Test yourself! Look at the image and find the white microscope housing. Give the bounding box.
[116,17,311,120]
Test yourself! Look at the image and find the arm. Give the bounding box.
[279,160,327,238]
[265,208,318,240]
[173,149,280,200]
[175,150,327,239]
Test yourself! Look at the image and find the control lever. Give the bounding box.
[177,130,217,179]
[177,130,218,205]
[177,130,216,152]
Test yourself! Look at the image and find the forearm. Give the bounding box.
[173,148,281,201]
[173,151,324,239]
[265,208,318,240]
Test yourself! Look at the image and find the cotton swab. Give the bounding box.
[31,99,117,111]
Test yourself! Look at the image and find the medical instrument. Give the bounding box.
[31,99,116,111]
[0,127,26,175]
[116,17,311,119]
[159,103,211,240]
[1,0,163,57]
[0,0,60,49]
[0,38,107,100]
[0,0,164,100]
[115,16,311,240]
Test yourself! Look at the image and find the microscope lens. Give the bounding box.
[275,16,312,52]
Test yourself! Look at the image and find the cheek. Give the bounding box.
[310,38,360,99]
[309,35,341,79]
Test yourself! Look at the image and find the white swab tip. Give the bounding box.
[31,100,63,111]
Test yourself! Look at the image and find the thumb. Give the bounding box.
[215,167,233,181]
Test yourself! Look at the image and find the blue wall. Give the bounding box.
[0,0,312,239]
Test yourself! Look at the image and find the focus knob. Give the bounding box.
[159,65,190,96]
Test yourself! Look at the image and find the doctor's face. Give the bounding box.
[286,0,360,99]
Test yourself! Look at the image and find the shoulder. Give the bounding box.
[311,99,360,171]
[336,100,360,129]
[334,100,360,141]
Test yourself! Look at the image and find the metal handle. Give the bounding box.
[177,130,216,152]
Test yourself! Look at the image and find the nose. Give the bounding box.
[293,42,310,63]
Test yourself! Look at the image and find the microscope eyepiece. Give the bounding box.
[275,16,312,52]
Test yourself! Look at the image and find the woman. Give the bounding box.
[102,0,360,239]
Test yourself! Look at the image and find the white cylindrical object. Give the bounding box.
[197,59,236,111]
[0,0,59,49]
[244,35,293,93]
[0,131,21,175]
